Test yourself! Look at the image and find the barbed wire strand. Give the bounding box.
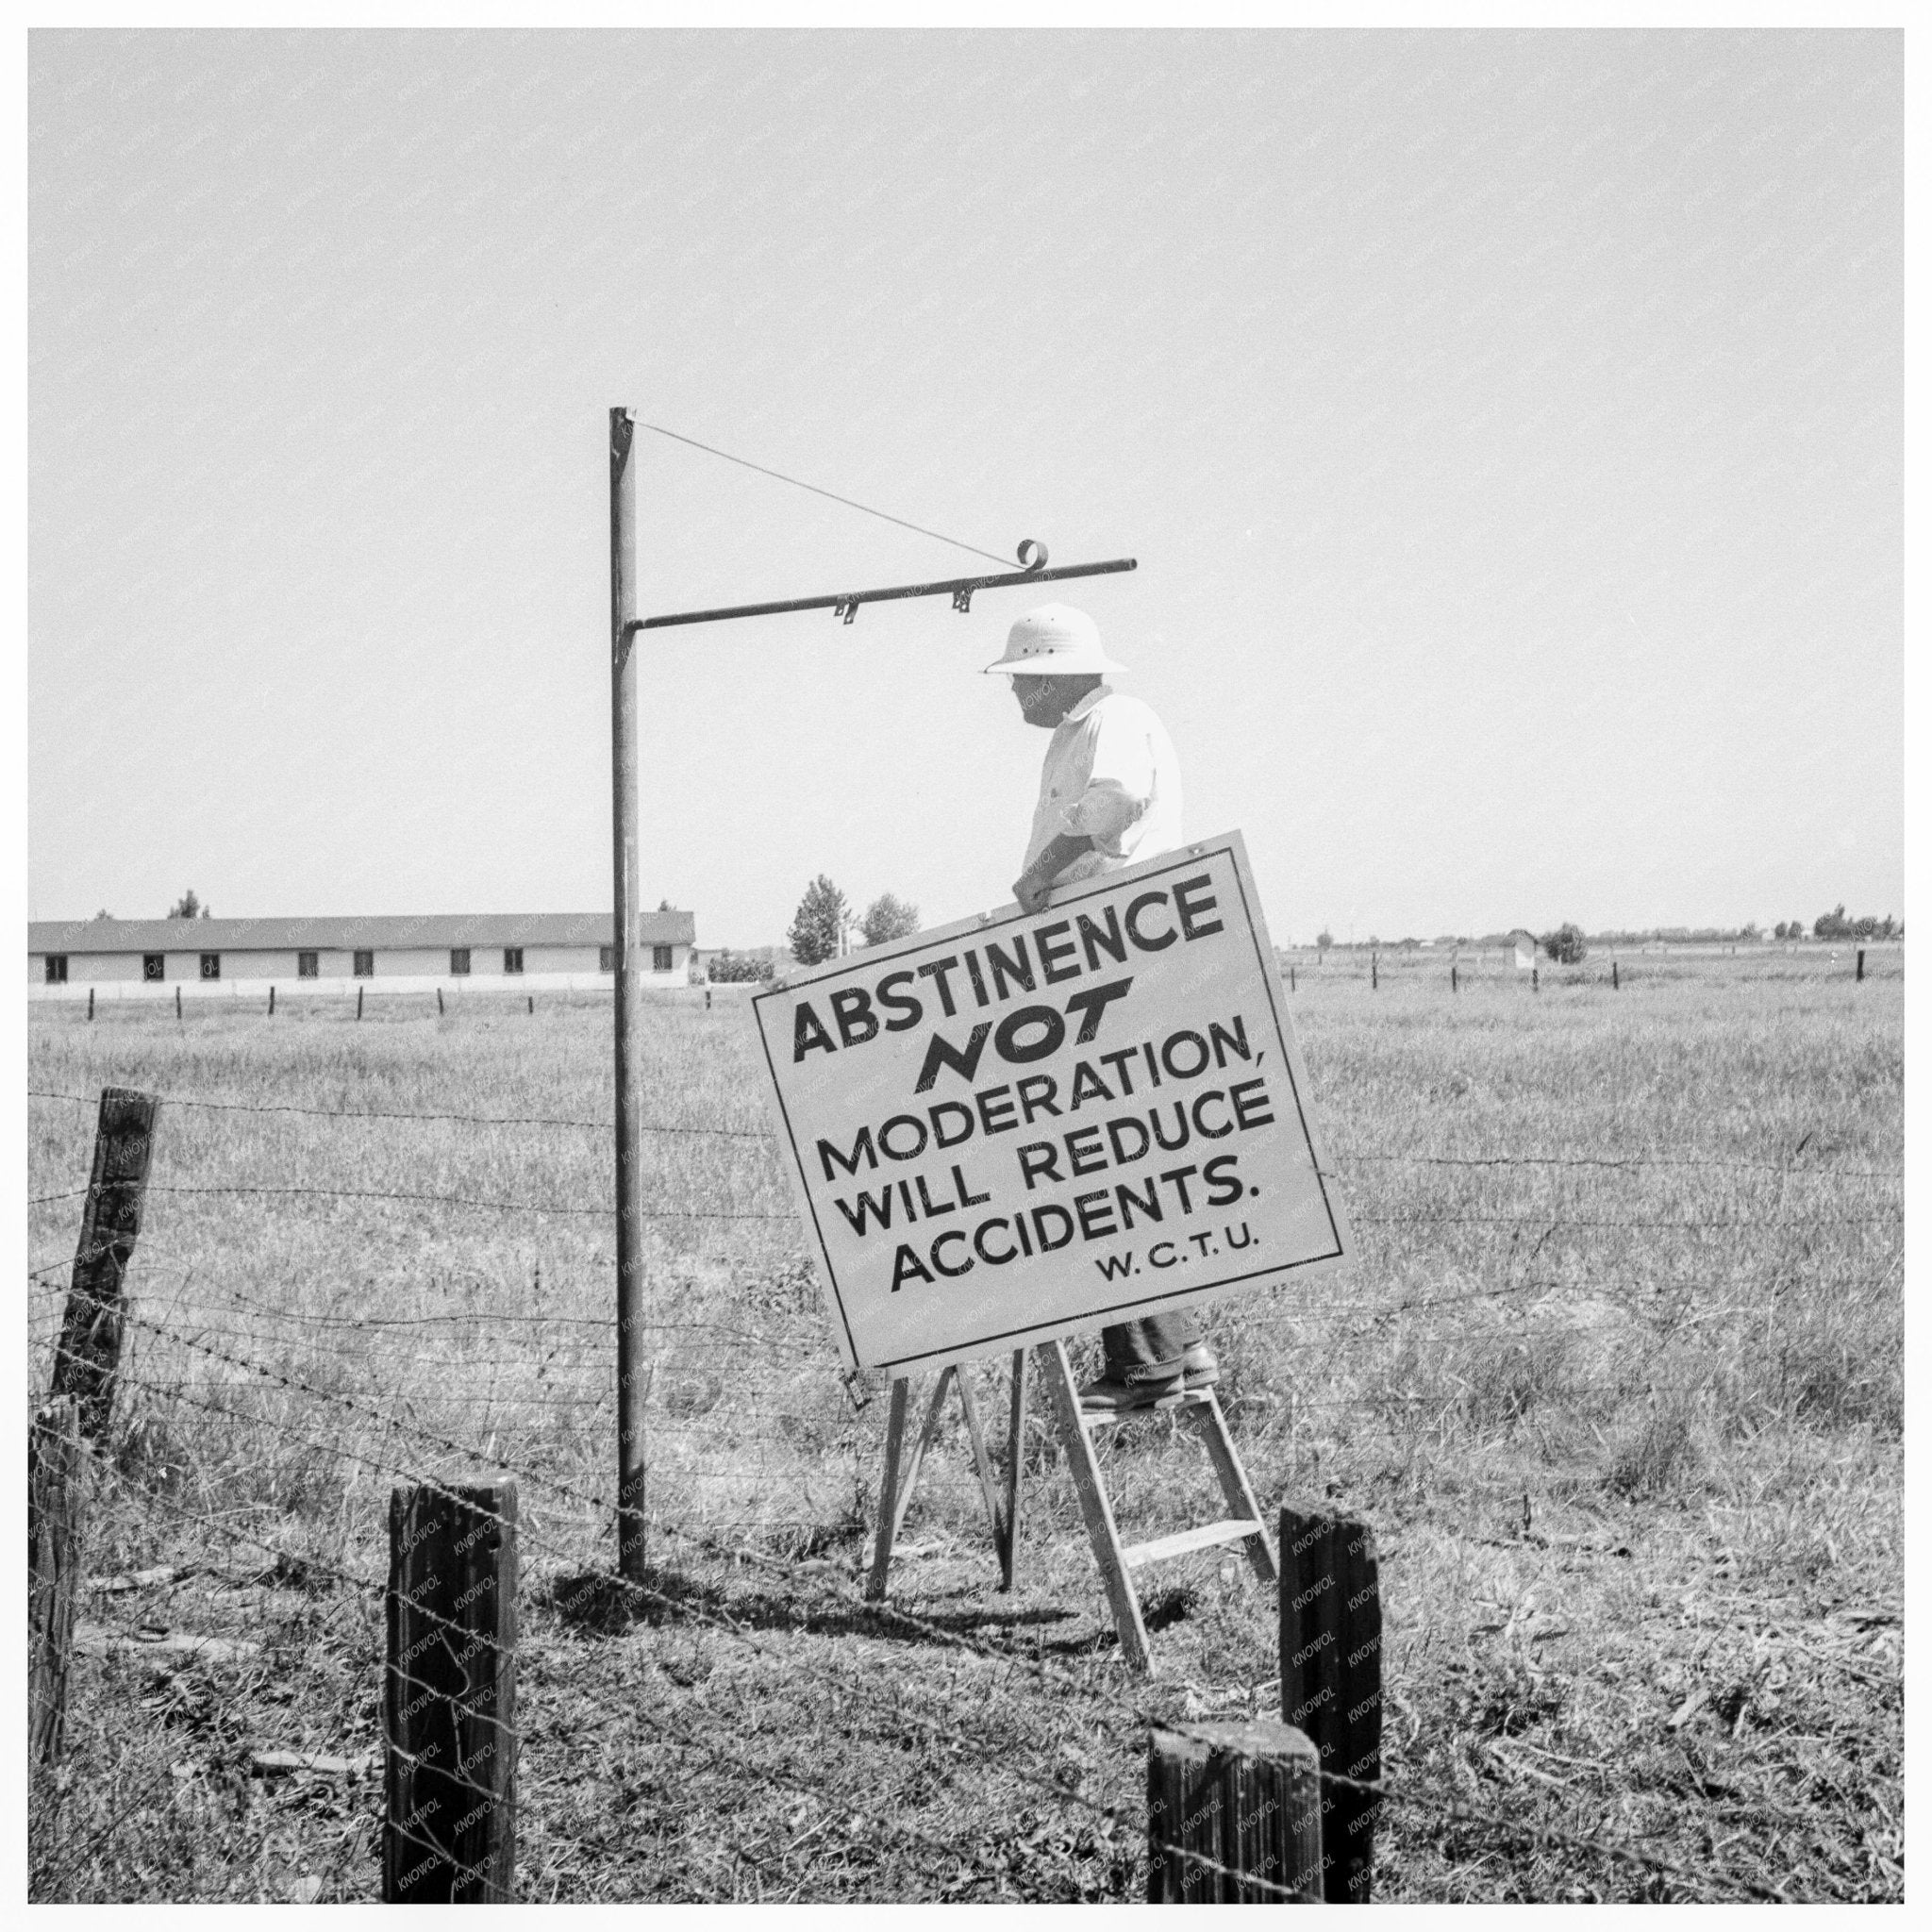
[28,1088,1902,1180]
[92,1359,1152,1861]
[59,1319,1843,1906]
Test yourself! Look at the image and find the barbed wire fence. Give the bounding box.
[24,1063,1904,1902]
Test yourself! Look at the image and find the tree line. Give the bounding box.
[1780,907,1901,941]
[714,890,1899,986]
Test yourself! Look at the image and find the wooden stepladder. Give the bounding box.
[866,1340,1278,1674]
[866,1351,1028,1599]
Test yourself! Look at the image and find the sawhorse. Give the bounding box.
[865,1340,1278,1673]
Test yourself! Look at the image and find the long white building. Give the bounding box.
[26,910,695,1000]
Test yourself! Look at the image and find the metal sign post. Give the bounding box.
[606,400,1138,1584]
[609,408,647,1581]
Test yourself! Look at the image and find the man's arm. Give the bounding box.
[1013,832,1094,915]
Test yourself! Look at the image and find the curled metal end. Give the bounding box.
[1016,539,1048,572]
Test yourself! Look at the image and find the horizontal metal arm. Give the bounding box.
[634,557,1136,632]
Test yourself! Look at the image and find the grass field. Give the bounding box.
[25,946,1904,1901]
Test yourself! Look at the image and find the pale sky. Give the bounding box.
[27,28,1903,946]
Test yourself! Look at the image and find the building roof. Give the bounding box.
[28,911,695,954]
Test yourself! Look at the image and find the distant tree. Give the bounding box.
[658,898,673,911]
[167,889,209,920]
[707,949,774,984]
[92,908,112,921]
[1810,907,1898,942]
[788,875,849,967]
[1541,922,1588,965]
[858,892,921,947]
[1316,929,1333,950]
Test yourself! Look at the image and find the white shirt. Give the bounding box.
[1023,686,1184,884]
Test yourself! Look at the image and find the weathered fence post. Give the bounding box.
[175,984,182,1021]
[1857,948,1866,982]
[1612,959,1619,990]
[1371,952,1377,991]
[49,1088,160,1442]
[269,984,275,1015]
[527,993,533,1015]
[438,987,445,1016]
[358,984,365,1020]
[87,987,94,1021]
[1289,964,1296,993]
[1280,1504,1381,1903]
[385,1481,518,1902]
[1532,965,1539,992]
[29,1398,85,1764]
[1450,963,1457,993]
[1148,1720,1323,1902]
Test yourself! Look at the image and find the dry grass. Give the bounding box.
[25,951,1903,1901]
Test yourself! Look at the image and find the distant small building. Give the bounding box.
[27,910,694,1001]
[1508,929,1538,970]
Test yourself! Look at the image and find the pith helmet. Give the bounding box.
[982,603,1128,677]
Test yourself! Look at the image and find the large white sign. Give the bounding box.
[752,833,1349,1374]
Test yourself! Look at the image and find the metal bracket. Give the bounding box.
[951,588,973,613]
[841,1368,873,1413]
[641,550,1132,633]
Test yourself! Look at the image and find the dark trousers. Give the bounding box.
[1100,1307,1204,1383]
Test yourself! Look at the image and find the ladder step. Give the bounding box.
[1081,1390,1215,1428]
[1119,1518,1262,1568]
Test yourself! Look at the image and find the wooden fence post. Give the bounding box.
[385,1480,518,1902]
[1371,952,1377,991]
[1612,959,1619,990]
[527,993,533,1015]
[1451,963,1457,993]
[1148,1720,1323,1902]
[1289,965,1296,993]
[1532,966,1539,992]
[269,984,275,1015]
[438,987,445,1016]
[29,1398,85,1765]
[358,984,365,1020]
[1857,948,1865,982]
[49,1088,160,1443]
[87,987,94,1021]
[1279,1505,1381,1903]
[175,984,182,1021]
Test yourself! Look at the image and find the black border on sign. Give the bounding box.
[752,839,1345,1373]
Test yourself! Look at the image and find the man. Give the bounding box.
[984,603,1218,1412]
